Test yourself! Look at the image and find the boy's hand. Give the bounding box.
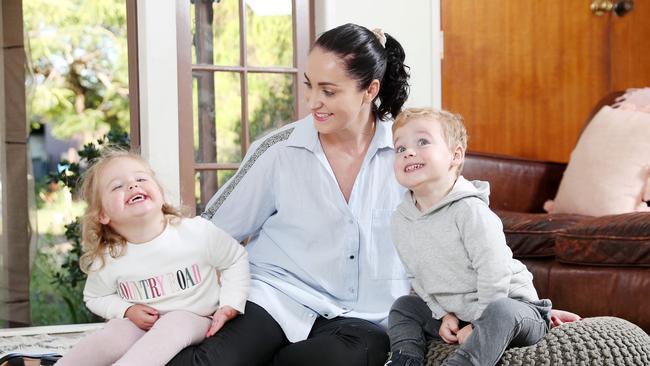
[125,304,159,330]
[206,305,239,337]
[550,309,581,327]
[439,313,459,344]
[457,324,473,344]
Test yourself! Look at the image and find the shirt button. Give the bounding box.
[324,313,329,317]
[349,255,355,260]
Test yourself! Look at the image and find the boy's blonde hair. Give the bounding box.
[78,147,185,273]
[393,107,468,174]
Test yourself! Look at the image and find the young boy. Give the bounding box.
[384,108,552,366]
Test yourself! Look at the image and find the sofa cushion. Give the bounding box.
[545,106,650,216]
[555,212,650,267]
[496,211,587,258]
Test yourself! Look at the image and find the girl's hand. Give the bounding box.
[439,313,459,344]
[125,304,159,330]
[206,305,239,337]
[550,309,582,327]
[457,324,473,344]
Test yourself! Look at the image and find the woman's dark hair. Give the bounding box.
[313,23,410,120]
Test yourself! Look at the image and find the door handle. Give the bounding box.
[591,0,634,16]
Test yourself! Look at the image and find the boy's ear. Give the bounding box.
[451,145,465,167]
[99,212,110,225]
[363,79,381,104]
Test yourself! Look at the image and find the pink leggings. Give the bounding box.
[55,310,211,366]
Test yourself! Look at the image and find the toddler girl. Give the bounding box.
[56,148,249,366]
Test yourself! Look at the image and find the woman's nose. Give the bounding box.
[306,90,322,110]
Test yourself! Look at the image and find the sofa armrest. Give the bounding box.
[463,152,567,213]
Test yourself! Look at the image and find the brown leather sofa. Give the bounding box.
[462,92,650,332]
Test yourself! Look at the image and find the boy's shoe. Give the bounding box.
[383,350,424,366]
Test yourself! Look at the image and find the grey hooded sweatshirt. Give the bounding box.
[391,176,539,322]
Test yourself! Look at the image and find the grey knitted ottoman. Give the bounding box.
[425,317,650,365]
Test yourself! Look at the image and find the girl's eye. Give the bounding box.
[417,138,430,146]
[395,146,406,154]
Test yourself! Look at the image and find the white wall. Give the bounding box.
[314,0,442,109]
[137,0,181,205]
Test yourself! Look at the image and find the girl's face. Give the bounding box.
[304,47,379,135]
[97,157,165,229]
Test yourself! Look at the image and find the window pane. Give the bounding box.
[193,71,243,164]
[245,0,293,67]
[195,170,236,213]
[248,73,295,143]
[191,0,240,66]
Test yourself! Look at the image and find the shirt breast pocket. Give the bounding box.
[369,209,407,280]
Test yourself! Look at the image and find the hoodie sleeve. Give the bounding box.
[411,279,447,320]
[457,199,512,319]
[202,218,250,314]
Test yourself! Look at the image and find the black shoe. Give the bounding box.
[383,350,424,366]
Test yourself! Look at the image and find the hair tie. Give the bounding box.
[372,28,386,48]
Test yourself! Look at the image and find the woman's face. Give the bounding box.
[304,47,377,135]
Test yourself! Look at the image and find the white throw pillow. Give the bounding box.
[545,106,650,216]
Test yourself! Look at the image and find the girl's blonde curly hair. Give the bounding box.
[78,147,185,273]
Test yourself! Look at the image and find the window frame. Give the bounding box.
[177,0,312,215]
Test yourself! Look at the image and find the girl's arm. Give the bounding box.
[203,218,250,314]
[83,270,133,320]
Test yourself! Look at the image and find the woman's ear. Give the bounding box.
[364,79,381,104]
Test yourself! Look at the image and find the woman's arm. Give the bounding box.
[201,133,283,241]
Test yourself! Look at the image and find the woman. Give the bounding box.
[168,23,411,366]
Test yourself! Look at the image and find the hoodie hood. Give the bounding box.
[397,176,491,220]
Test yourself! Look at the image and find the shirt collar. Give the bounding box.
[285,115,395,153]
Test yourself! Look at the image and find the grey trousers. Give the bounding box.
[387,295,552,366]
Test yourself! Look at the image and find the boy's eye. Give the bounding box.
[417,138,430,146]
[395,146,406,154]
[111,185,122,191]
[136,178,147,182]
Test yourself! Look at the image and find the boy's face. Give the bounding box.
[393,117,461,191]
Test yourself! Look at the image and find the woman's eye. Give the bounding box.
[303,81,311,89]
[417,138,430,146]
[323,90,334,97]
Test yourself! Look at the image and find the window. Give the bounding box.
[177,0,312,214]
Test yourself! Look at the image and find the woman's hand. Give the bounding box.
[550,309,581,327]
[125,304,159,330]
[439,313,459,344]
[206,305,239,337]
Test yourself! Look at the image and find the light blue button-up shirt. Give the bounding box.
[202,115,410,342]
